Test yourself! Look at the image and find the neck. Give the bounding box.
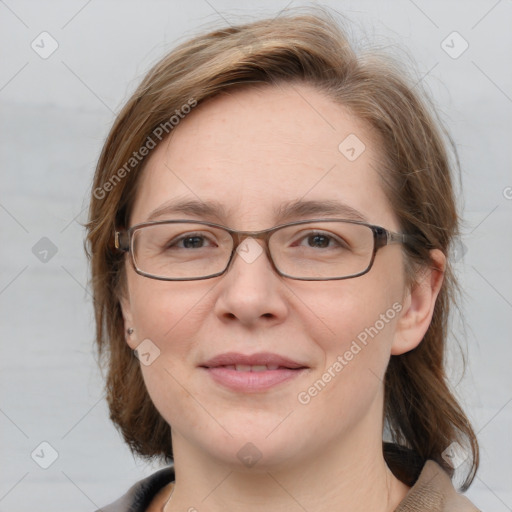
[164,425,410,512]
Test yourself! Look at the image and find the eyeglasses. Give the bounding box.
[114,219,413,281]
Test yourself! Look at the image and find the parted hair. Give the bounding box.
[85,6,478,490]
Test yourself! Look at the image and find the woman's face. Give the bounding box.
[121,83,411,469]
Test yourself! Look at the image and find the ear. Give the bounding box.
[119,292,137,350]
[391,249,446,356]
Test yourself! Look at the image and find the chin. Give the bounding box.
[195,419,312,471]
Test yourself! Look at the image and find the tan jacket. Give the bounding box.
[395,460,480,511]
[98,460,480,511]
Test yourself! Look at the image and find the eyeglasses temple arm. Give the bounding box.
[387,231,412,246]
[114,231,130,252]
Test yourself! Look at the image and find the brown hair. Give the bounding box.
[84,6,478,490]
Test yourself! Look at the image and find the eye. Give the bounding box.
[167,232,218,249]
[294,230,348,250]
[304,233,333,248]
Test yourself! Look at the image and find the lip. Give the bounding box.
[200,352,307,369]
[199,352,309,393]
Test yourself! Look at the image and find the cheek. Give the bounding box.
[293,267,405,408]
[297,273,402,349]
[127,276,209,352]
[127,280,213,434]
[292,283,403,434]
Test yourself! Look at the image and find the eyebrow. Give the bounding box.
[276,199,368,223]
[145,198,368,224]
[146,198,231,223]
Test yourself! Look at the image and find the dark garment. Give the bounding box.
[98,460,479,512]
[98,466,174,512]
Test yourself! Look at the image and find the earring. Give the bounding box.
[127,327,134,336]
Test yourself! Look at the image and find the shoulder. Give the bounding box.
[96,466,175,512]
[395,460,480,512]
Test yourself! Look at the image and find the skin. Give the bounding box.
[120,82,445,512]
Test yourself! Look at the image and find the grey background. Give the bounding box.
[1,0,511,510]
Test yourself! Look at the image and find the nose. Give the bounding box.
[213,237,289,327]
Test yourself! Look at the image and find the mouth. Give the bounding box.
[199,352,309,392]
[200,351,307,369]
[212,364,294,371]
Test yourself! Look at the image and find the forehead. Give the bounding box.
[129,83,395,229]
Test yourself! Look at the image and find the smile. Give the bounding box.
[223,364,283,371]
[202,366,307,392]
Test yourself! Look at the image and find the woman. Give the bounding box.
[85,7,480,511]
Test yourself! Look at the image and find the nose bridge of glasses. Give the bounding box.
[228,226,274,250]
[226,228,277,274]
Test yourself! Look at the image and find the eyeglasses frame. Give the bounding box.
[114,218,413,281]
